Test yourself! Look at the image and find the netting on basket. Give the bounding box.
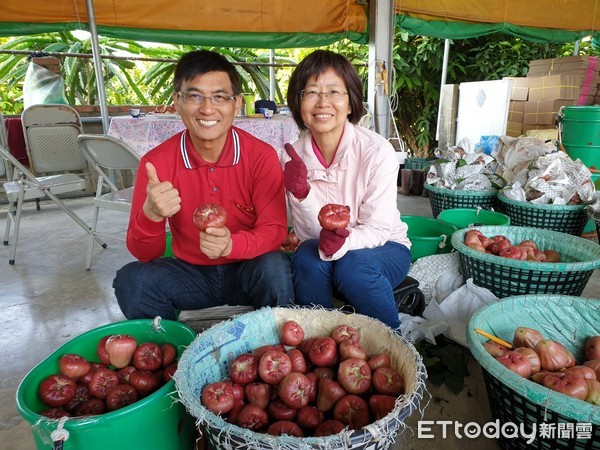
[451,226,600,298]
[467,295,600,449]
[174,306,427,450]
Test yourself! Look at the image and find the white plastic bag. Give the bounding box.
[23,62,68,109]
[407,253,462,305]
[421,278,498,347]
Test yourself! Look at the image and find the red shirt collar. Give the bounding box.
[179,128,241,169]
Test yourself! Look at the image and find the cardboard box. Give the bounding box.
[503,77,529,101]
[522,123,556,133]
[528,75,584,101]
[528,55,599,77]
[523,100,574,125]
[505,121,523,137]
[507,100,525,122]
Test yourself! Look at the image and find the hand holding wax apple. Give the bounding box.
[318,204,351,257]
[193,203,231,259]
[193,203,228,232]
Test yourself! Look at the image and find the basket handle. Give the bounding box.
[51,417,70,450]
[438,234,449,249]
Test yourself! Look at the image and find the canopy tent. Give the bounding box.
[1,0,599,138]
[395,0,599,43]
[0,0,369,48]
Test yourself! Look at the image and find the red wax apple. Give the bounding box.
[318,204,350,231]
[193,203,227,231]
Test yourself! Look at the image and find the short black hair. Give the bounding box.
[287,50,364,130]
[173,50,241,95]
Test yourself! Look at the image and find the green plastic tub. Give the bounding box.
[559,105,600,169]
[403,215,458,262]
[16,319,197,450]
[437,208,510,229]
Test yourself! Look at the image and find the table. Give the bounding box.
[108,114,299,159]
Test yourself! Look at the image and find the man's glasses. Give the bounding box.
[300,90,348,102]
[178,91,237,105]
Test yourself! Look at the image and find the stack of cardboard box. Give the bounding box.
[502,56,599,136]
[504,77,528,137]
[523,55,598,133]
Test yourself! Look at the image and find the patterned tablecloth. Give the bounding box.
[108,114,299,160]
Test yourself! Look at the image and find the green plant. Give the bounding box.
[416,336,470,395]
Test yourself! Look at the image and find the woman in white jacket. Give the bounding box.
[283,50,412,329]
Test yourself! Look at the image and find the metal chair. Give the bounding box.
[0,105,104,265]
[77,134,140,269]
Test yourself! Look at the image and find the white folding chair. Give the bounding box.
[0,104,104,265]
[77,134,140,269]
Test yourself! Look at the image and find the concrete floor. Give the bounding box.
[1,192,599,449]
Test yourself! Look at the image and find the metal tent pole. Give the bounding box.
[85,0,110,134]
[435,39,451,143]
[269,49,276,102]
[368,0,394,138]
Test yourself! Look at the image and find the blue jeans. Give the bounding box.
[291,240,411,329]
[113,251,294,320]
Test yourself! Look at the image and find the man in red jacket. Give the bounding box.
[113,50,293,319]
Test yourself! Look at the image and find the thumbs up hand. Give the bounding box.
[283,143,309,200]
[143,162,181,221]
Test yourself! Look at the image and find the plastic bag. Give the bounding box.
[475,135,500,155]
[406,278,498,347]
[407,253,462,305]
[23,62,68,109]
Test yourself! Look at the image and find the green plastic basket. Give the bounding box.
[497,193,588,236]
[403,215,458,262]
[424,183,498,218]
[451,226,600,298]
[438,207,510,229]
[467,295,600,449]
[405,157,434,171]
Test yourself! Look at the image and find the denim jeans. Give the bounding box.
[291,240,411,329]
[113,251,294,320]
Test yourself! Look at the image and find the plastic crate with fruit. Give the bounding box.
[424,183,499,218]
[467,294,600,449]
[175,307,426,450]
[497,193,589,237]
[16,318,197,450]
[451,226,600,298]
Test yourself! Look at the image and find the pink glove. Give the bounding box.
[284,143,309,200]
[319,228,350,257]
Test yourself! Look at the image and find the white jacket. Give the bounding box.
[283,121,411,260]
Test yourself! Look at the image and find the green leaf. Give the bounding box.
[444,371,465,395]
[428,370,444,387]
[441,351,469,377]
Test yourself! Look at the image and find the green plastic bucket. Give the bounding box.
[437,208,510,229]
[16,319,197,450]
[560,105,600,169]
[403,215,458,262]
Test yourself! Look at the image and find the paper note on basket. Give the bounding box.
[178,308,279,399]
